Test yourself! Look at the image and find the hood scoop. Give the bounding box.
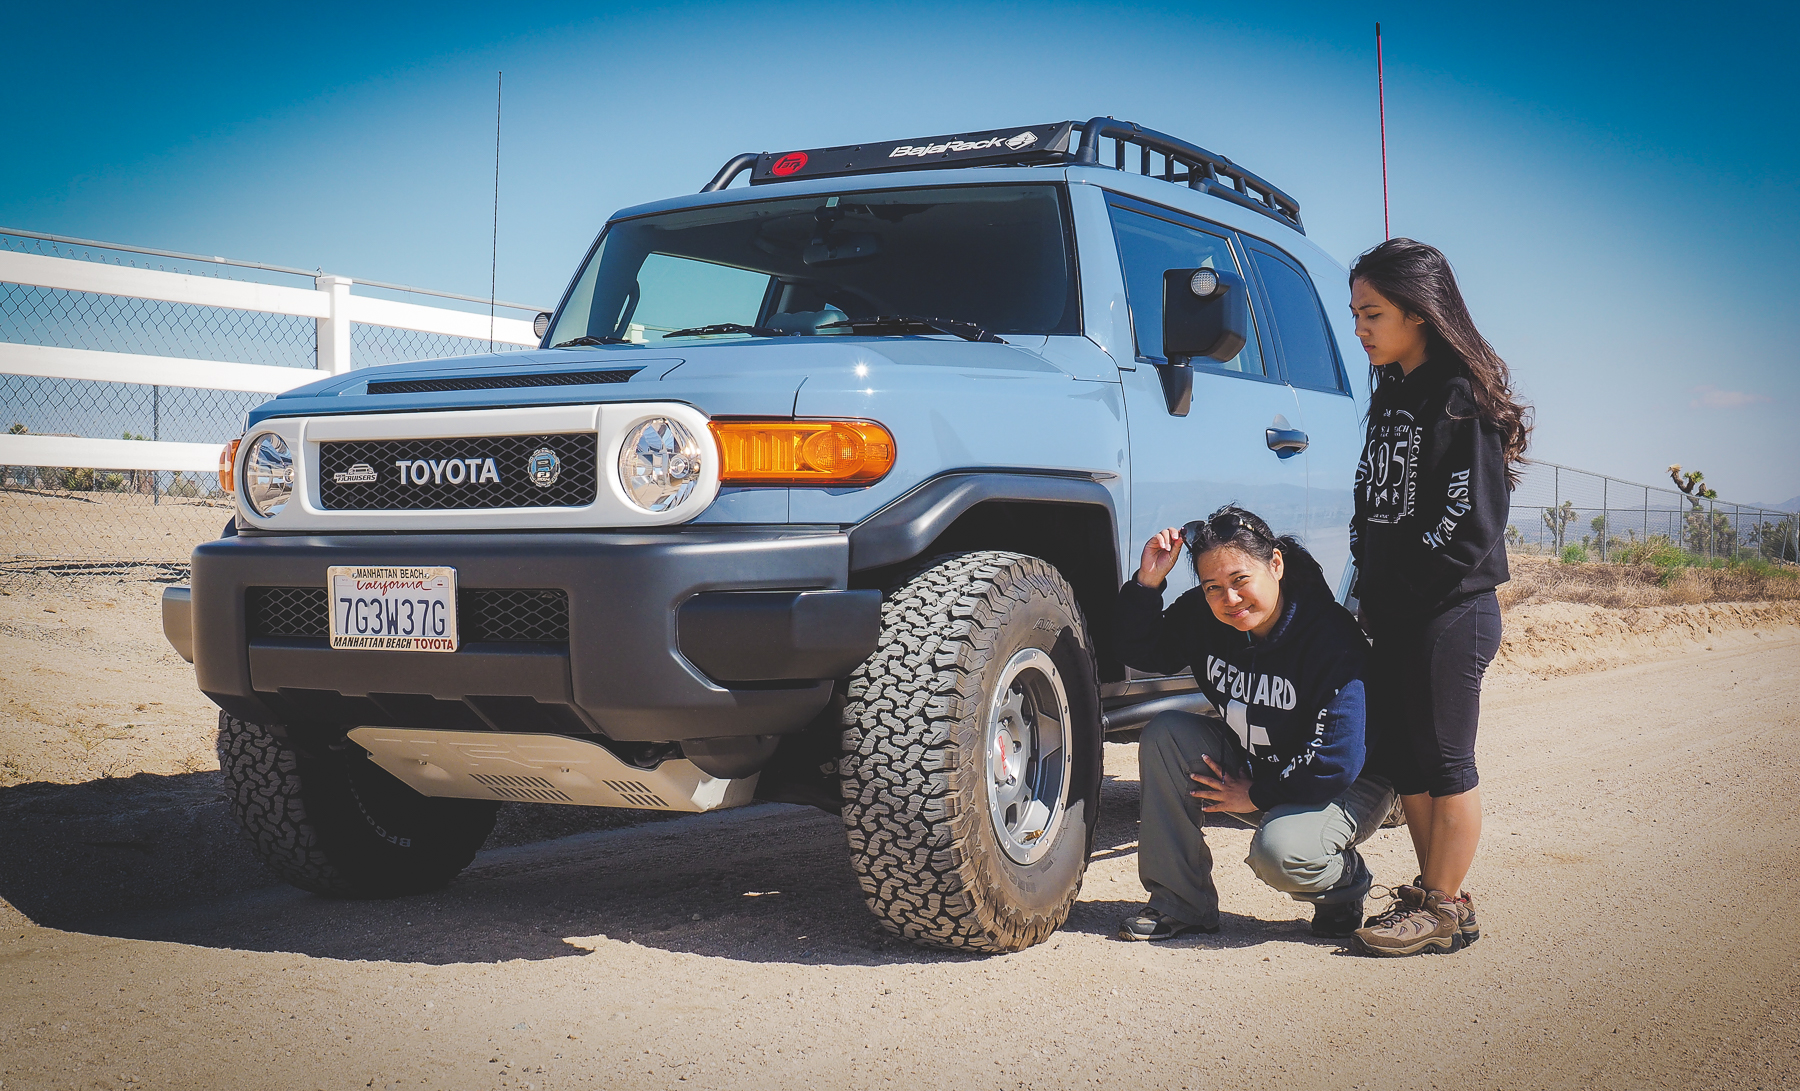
[367,367,643,396]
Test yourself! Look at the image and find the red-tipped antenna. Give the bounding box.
[1376,22,1390,239]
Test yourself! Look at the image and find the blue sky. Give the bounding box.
[4,0,1796,504]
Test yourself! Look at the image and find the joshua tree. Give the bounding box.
[1668,464,1717,506]
[1668,464,1733,557]
[1543,500,1577,553]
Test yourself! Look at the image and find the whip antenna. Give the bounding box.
[1376,23,1390,238]
[490,71,502,351]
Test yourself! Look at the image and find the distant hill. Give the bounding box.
[1782,496,1800,513]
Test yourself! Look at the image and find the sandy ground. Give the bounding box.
[1,490,231,567]
[1,571,1797,1090]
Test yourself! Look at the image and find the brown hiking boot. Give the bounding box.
[1450,891,1480,946]
[1355,886,1462,957]
[1401,876,1481,946]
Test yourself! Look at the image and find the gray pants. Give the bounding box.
[1137,710,1394,929]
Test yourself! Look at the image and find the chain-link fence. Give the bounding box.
[1507,460,1798,565]
[1,228,548,577]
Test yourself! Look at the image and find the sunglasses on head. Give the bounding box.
[1182,511,1267,548]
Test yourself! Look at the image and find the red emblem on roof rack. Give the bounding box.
[770,151,808,176]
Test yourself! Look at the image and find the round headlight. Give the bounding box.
[1189,268,1220,297]
[618,417,702,512]
[242,433,294,518]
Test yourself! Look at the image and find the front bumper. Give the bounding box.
[187,529,880,741]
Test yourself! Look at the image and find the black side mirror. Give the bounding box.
[1153,267,1250,417]
[1162,267,1249,363]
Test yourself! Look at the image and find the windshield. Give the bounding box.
[545,184,1079,346]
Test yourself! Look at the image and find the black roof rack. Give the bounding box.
[700,117,1302,233]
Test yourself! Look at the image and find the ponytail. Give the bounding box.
[1272,535,1333,602]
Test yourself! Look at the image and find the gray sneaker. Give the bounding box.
[1117,906,1218,941]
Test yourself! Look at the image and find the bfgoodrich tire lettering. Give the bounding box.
[840,551,1101,952]
[215,712,498,897]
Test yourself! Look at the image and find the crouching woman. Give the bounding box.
[1116,506,1393,941]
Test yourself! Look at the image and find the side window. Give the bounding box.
[1246,246,1346,393]
[1105,201,1266,377]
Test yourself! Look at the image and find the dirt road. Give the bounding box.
[2,607,1797,1090]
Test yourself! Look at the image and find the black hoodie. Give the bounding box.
[1350,356,1511,621]
[1116,577,1369,810]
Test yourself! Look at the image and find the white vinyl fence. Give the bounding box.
[1,228,549,574]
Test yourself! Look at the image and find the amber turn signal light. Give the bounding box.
[219,438,241,494]
[710,419,895,486]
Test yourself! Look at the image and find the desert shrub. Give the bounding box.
[1612,534,1688,568]
[59,467,94,491]
[1559,544,1590,564]
[1501,551,1800,609]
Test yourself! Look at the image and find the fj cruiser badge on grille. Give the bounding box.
[333,463,378,484]
[527,448,562,488]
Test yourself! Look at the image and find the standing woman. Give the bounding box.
[1347,238,1531,957]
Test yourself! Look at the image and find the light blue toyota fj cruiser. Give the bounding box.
[166,118,1368,952]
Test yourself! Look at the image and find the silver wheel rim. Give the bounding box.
[983,647,1072,866]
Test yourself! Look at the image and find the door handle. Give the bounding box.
[1265,427,1309,458]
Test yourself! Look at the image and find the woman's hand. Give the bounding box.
[1136,526,1185,588]
[1190,754,1255,813]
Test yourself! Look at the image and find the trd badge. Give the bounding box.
[526,447,562,489]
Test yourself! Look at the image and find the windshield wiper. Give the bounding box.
[661,323,794,339]
[552,335,632,347]
[815,314,1006,344]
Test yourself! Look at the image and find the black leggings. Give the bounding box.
[1367,593,1501,798]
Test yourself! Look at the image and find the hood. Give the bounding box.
[245,335,1089,428]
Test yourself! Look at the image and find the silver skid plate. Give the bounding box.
[348,727,758,812]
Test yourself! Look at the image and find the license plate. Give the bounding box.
[328,566,459,652]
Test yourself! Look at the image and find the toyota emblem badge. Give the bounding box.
[526,447,562,489]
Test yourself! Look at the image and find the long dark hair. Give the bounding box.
[1349,238,1532,486]
[1185,505,1333,602]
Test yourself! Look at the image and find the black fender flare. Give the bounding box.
[847,471,1119,573]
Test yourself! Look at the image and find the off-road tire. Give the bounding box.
[216,712,498,897]
[840,551,1101,952]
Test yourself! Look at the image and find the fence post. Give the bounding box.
[315,275,354,375]
[1553,465,1561,553]
[1601,476,1609,561]
[151,384,161,506]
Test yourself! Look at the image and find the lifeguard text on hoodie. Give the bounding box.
[1350,356,1510,619]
